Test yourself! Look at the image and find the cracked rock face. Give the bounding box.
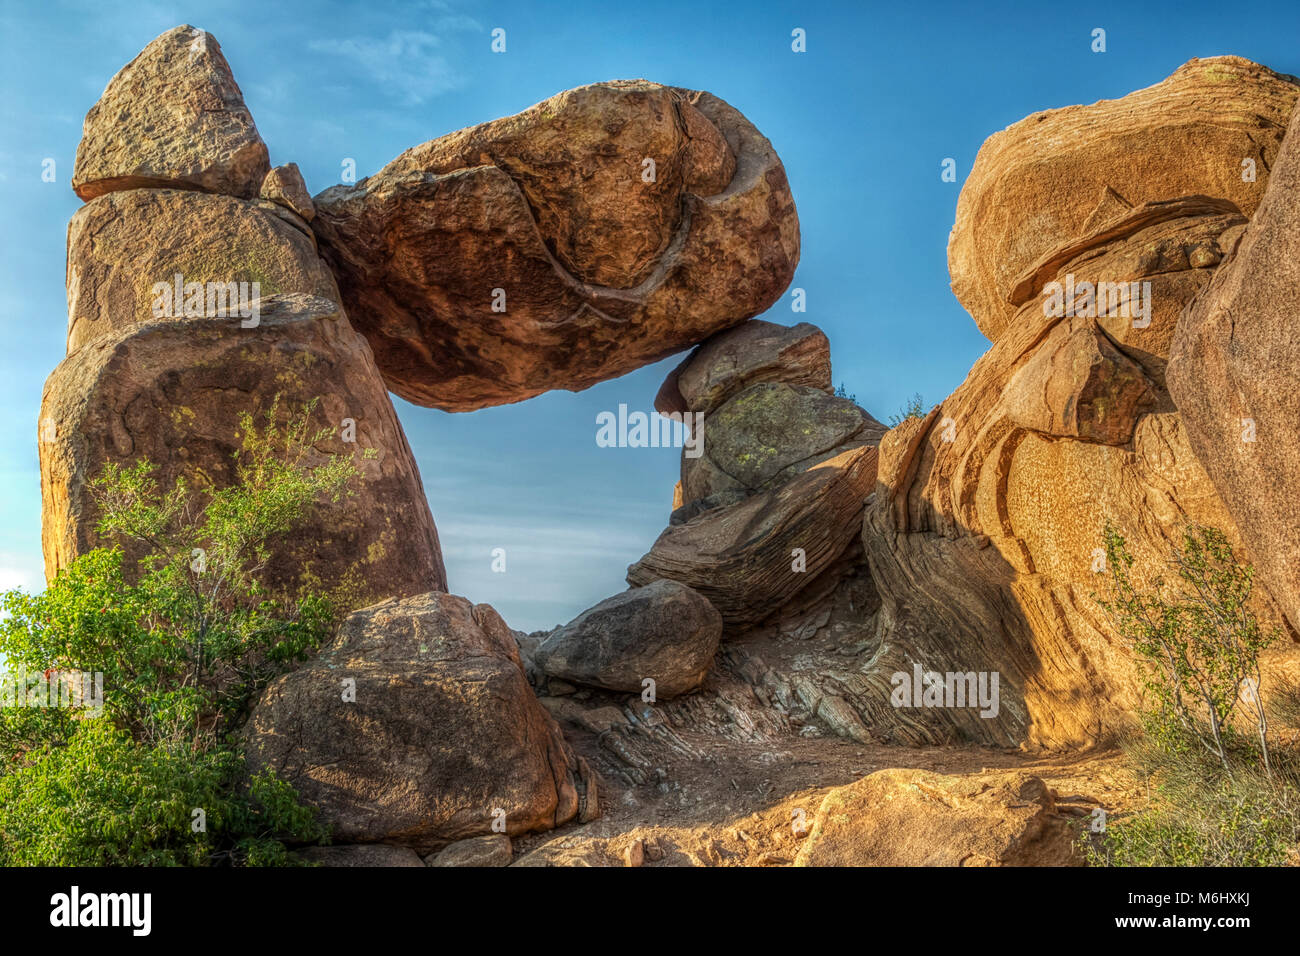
[312,81,800,411]
[40,294,446,605]
[72,24,271,201]
[862,145,1286,750]
[65,188,336,354]
[1170,100,1300,633]
[948,55,1299,342]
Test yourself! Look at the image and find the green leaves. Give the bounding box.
[0,395,353,865]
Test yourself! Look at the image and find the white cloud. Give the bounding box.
[308,28,473,105]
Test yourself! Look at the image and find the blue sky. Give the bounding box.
[2,0,1299,629]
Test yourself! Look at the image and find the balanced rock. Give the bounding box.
[65,188,337,353]
[1169,101,1300,631]
[534,580,722,698]
[655,320,831,417]
[312,81,799,411]
[72,25,270,201]
[793,769,1079,866]
[629,446,877,630]
[949,56,1299,341]
[245,592,597,851]
[39,294,446,605]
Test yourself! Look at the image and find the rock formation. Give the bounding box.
[949,56,1299,341]
[629,319,885,630]
[245,592,597,851]
[311,82,800,411]
[46,25,446,605]
[41,295,446,604]
[859,57,1300,750]
[1169,101,1300,633]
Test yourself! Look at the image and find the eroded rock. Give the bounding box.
[72,25,270,201]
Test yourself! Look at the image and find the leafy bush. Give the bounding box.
[1084,523,1300,866]
[0,397,359,865]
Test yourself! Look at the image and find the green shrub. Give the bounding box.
[1084,523,1300,866]
[0,397,358,865]
[887,392,926,427]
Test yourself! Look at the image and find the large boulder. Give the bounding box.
[245,592,597,851]
[65,188,336,353]
[534,580,722,698]
[793,769,1079,866]
[949,56,1299,341]
[628,446,877,630]
[311,81,800,411]
[71,25,270,201]
[1169,101,1300,631]
[39,294,446,605]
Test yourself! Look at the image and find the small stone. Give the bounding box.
[425,834,513,868]
[623,839,645,867]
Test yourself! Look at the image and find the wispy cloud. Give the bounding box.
[308,26,477,105]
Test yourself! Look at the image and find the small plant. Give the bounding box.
[887,392,926,427]
[0,396,359,865]
[1083,522,1300,866]
[834,382,856,403]
[1097,522,1278,775]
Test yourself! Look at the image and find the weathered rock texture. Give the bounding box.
[631,446,877,630]
[40,295,446,604]
[245,592,597,851]
[630,320,885,634]
[1169,101,1300,631]
[857,59,1298,750]
[72,25,270,201]
[793,769,1080,866]
[949,56,1300,341]
[312,81,800,411]
[65,188,336,353]
[534,580,722,697]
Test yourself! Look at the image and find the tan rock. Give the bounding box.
[65,188,339,354]
[261,163,315,221]
[72,25,270,201]
[245,592,597,851]
[793,769,1080,866]
[39,294,446,606]
[312,82,799,411]
[949,56,1299,341]
[861,190,1282,749]
[1169,100,1300,631]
